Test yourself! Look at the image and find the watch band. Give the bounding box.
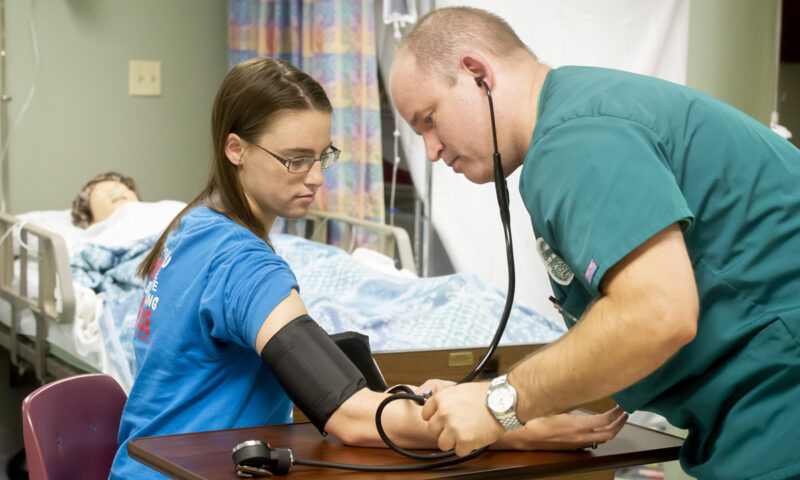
[496,410,525,431]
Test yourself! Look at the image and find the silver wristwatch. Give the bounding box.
[486,374,525,431]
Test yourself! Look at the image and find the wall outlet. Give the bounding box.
[129,60,162,96]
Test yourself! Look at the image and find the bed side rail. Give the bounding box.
[0,212,76,380]
[287,210,416,275]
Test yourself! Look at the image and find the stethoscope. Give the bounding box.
[233,77,516,476]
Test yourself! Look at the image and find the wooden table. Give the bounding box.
[129,421,682,479]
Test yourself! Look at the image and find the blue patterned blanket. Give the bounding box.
[71,233,565,390]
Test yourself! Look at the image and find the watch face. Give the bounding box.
[489,387,514,412]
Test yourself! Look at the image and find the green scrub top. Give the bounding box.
[519,66,800,480]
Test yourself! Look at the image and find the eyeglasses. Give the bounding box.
[250,143,340,174]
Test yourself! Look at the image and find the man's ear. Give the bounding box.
[461,52,494,90]
[225,133,247,166]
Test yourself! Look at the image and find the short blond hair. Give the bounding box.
[398,7,534,85]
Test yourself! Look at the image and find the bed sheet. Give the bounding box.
[0,275,132,383]
[274,234,566,351]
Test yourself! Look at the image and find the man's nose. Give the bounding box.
[422,132,444,162]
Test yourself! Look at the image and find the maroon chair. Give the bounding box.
[21,373,127,480]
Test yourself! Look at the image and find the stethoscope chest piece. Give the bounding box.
[233,440,293,477]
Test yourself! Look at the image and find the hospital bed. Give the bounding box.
[0,202,574,409]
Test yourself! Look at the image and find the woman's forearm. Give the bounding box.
[325,388,438,448]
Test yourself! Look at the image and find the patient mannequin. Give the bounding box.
[71,172,140,228]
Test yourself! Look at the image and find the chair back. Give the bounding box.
[22,373,127,480]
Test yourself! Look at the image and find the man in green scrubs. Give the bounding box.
[390,7,800,480]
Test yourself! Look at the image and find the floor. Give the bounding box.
[0,352,37,480]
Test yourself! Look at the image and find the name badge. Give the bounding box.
[536,238,574,286]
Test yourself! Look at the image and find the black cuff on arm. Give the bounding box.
[260,314,367,434]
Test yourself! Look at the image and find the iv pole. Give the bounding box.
[384,0,433,276]
[1,0,10,213]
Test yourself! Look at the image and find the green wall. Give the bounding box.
[687,0,780,125]
[3,0,229,213]
[2,0,782,213]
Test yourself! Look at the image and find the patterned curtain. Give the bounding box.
[228,0,385,229]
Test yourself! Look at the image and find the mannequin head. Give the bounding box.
[71,172,140,228]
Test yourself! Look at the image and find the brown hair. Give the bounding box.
[71,171,140,228]
[137,57,333,278]
[398,7,534,86]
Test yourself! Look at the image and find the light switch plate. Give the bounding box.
[129,60,162,96]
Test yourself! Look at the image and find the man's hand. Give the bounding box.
[495,406,628,451]
[421,381,505,456]
[421,381,630,456]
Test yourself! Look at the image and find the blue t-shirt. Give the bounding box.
[519,67,800,480]
[110,207,298,479]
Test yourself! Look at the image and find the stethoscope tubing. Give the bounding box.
[368,77,515,468]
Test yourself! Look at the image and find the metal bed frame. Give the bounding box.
[0,212,76,381]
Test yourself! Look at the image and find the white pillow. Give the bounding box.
[15,209,88,253]
[80,200,186,249]
[14,200,187,254]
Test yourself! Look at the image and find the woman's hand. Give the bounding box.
[494,406,628,451]
[414,378,456,396]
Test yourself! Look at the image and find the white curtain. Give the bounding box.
[377,0,690,321]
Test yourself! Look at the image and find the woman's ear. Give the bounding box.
[225,133,247,166]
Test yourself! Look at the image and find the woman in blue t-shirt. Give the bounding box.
[110,56,627,479]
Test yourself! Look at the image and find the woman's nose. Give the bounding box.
[305,160,324,186]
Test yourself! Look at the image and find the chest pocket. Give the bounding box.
[553,283,596,329]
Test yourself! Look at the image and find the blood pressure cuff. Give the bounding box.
[260,314,367,434]
[329,331,389,392]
